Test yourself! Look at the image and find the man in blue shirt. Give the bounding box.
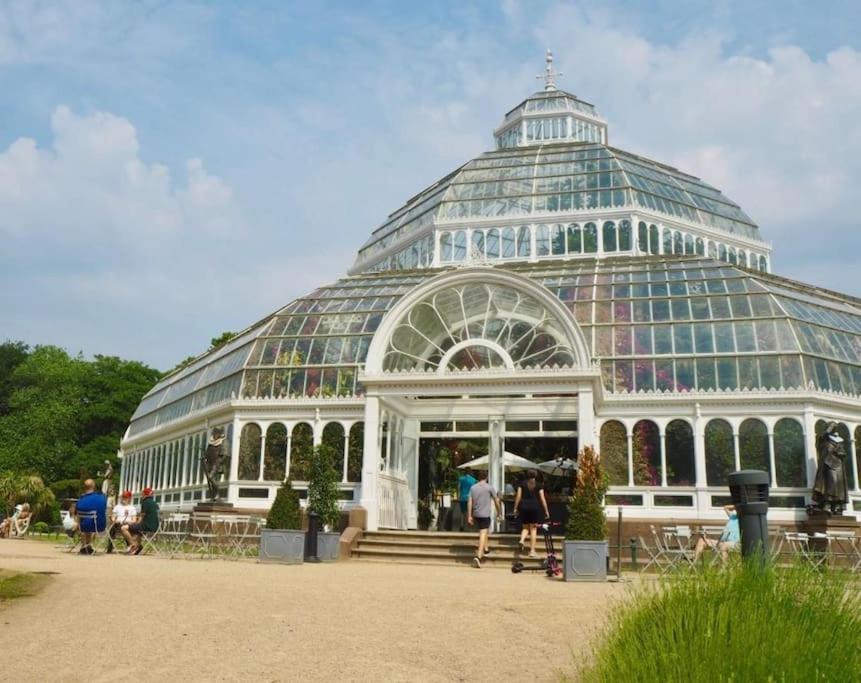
[76,478,107,555]
[457,470,477,531]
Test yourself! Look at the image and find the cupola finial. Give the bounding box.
[537,49,561,91]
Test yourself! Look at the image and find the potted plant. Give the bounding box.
[307,443,341,561]
[563,446,609,582]
[259,478,305,564]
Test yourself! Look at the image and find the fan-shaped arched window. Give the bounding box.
[290,423,313,481]
[695,237,705,255]
[737,250,747,267]
[759,255,768,272]
[383,282,578,372]
[718,244,727,262]
[673,231,683,255]
[600,420,628,486]
[666,420,695,486]
[705,419,734,485]
[638,222,648,253]
[632,420,661,485]
[729,247,738,265]
[774,418,805,487]
[239,423,262,480]
[684,234,694,255]
[649,225,660,255]
[662,228,672,254]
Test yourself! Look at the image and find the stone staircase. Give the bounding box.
[352,530,552,568]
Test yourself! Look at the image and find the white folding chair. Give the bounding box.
[76,511,107,554]
[784,531,826,569]
[638,534,667,572]
[188,514,217,559]
[660,525,696,572]
[825,530,858,570]
[158,513,190,558]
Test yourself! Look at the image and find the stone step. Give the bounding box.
[357,538,555,556]
[352,546,549,567]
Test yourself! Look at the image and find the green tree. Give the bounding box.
[210,331,236,349]
[0,472,55,518]
[0,341,29,416]
[307,444,340,530]
[266,479,302,530]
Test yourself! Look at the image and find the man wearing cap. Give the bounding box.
[106,491,138,553]
[121,487,159,555]
[75,478,108,555]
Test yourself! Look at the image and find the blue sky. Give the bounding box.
[1,0,860,370]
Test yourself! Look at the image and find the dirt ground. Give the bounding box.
[0,539,628,682]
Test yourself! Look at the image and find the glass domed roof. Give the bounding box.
[127,259,861,437]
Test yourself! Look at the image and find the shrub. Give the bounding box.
[565,446,607,541]
[32,521,49,535]
[577,562,861,682]
[266,479,301,530]
[307,444,340,530]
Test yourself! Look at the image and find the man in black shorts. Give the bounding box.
[467,472,502,569]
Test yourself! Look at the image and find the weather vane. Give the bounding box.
[537,49,562,91]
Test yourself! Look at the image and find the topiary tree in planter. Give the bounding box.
[308,443,340,531]
[566,445,608,541]
[266,479,301,531]
[563,446,609,581]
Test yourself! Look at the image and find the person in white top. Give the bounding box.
[107,491,137,553]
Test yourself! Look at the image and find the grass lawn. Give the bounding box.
[0,569,51,603]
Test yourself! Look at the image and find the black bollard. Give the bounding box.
[305,511,321,563]
[630,537,638,568]
[728,470,770,567]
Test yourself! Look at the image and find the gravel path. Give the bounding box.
[0,540,625,682]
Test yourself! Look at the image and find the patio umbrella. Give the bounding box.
[536,457,578,477]
[457,451,535,471]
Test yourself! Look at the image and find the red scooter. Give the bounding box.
[511,522,562,577]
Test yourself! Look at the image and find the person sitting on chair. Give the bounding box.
[121,487,159,555]
[0,503,30,538]
[75,479,108,555]
[694,505,740,564]
[107,491,137,553]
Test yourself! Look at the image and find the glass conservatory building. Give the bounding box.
[119,54,861,528]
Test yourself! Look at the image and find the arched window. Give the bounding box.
[649,225,660,255]
[632,420,661,485]
[666,420,695,486]
[739,418,770,475]
[453,230,467,261]
[774,418,805,487]
[737,250,747,267]
[662,228,673,254]
[238,423,262,480]
[600,421,628,486]
[673,231,683,255]
[536,224,550,256]
[718,244,727,262]
[583,223,598,253]
[729,247,738,265]
[759,255,768,272]
[705,419,734,485]
[602,221,617,252]
[501,227,515,258]
[471,230,485,258]
[517,225,531,257]
[695,237,705,255]
[684,234,694,254]
[619,220,632,251]
[551,224,566,255]
[348,423,364,482]
[707,241,717,259]
[486,228,500,258]
[264,423,288,481]
[638,221,648,253]
[290,423,313,481]
[322,422,346,482]
[567,223,582,253]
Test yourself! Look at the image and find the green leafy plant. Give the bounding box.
[565,446,608,541]
[417,498,434,530]
[307,444,340,530]
[32,521,49,535]
[265,479,302,530]
[575,562,861,682]
[0,472,56,518]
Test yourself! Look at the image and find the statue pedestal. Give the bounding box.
[193,501,235,513]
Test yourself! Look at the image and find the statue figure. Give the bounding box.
[99,460,113,496]
[202,427,228,502]
[810,421,849,515]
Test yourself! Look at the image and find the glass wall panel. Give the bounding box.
[705,419,734,486]
[536,224,550,256]
[517,226,531,257]
[600,420,628,486]
[264,423,288,481]
[619,220,632,251]
[774,418,805,487]
[440,232,453,262]
[471,230,485,258]
[649,225,659,255]
[583,223,598,253]
[638,221,648,252]
[632,420,661,485]
[501,227,515,257]
[290,423,313,481]
[567,224,581,253]
[348,423,364,482]
[322,422,346,481]
[453,230,467,261]
[551,224,566,255]
[739,418,770,476]
[486,228,500,258]
[666,420,695,486]
[238,423,262,480]
[602,221,617,252]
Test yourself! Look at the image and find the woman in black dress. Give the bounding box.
[513,469,550,557]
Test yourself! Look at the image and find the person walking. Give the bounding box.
[513,469,550,557]
[457,469,477,531]
[467,472,502,569]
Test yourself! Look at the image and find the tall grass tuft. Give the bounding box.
[578,562,861,682]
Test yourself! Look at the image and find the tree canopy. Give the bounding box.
[0,341,160,485]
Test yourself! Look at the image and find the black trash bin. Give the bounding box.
[728,470,769,564]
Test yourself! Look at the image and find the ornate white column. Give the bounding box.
[359,393,382,530]
[342,432,350,483]
[258,428,267,482]
[803,406,817,488]
[850,430,860,493]
[577,386,596,450]
[732,430,741,472]
[767,429,777,485]
[626,430,634,487]
[693,403,709,516]
[659,429,668,487]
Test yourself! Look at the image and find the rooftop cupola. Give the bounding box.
[494,50,608,149]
